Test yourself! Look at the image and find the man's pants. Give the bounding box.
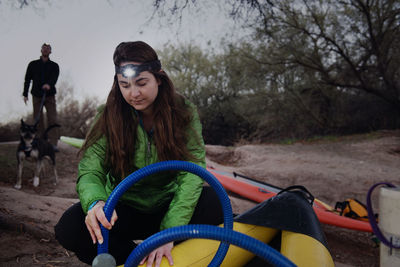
[32,95,59,146]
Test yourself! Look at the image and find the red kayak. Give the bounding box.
[207,167,373,233]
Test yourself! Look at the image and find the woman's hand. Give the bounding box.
[85,200,118,244]
[140,242,174,267]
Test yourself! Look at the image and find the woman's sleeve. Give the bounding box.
[76,137,110,213]
[160,106,206,230]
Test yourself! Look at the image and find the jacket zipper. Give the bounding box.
[146,134,152,165]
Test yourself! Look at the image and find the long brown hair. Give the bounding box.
[81,41,201,178]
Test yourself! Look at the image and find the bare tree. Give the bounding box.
[153,0,400,113]
[56,81,99,138]
[2,0,48,9]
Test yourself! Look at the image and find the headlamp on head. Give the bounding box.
[115,60,161,79]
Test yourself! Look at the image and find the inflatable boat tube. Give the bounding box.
[129,186,334,267]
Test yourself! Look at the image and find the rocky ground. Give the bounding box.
[1,130,399,266]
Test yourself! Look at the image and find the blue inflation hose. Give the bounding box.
[98,161,233,266]
[125,224,296,267]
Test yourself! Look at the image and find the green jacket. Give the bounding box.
[76,103,205,230]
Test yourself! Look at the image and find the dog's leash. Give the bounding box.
[34,90,47,125]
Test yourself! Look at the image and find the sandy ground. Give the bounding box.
[1,131,399,266]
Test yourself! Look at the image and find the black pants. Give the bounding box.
[54,186,224,265]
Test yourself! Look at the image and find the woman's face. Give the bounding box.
[117,61,160,115]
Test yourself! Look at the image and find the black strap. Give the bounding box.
[34,90,47,124]
[277,185,315,205]
[335,201,348,215]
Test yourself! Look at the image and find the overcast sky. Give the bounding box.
[0,0,239,123]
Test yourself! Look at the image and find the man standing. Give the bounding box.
[23,43,60,150]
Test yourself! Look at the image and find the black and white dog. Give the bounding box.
[15,119,60,189]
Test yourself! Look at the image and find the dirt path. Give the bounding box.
[1,131,399,266]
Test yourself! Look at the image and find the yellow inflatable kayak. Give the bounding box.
[129,188,334,267]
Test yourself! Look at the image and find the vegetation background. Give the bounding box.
[2,0,399,146]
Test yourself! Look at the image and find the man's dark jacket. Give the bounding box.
[23,57,60,97]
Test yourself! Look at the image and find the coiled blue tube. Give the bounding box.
[98,161,233,266]
[125,224,296,267]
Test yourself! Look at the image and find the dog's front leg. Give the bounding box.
[33,160,42,187]
[15,153,24,189]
